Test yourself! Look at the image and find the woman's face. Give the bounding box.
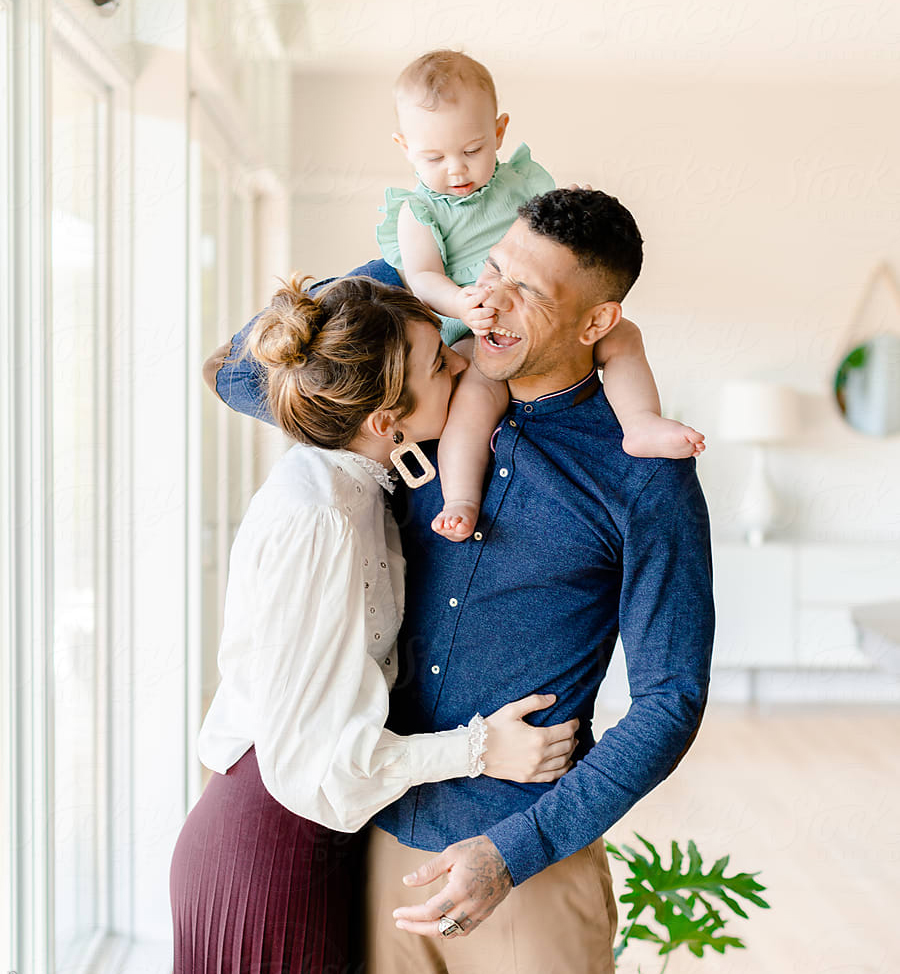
[399,319,467,443]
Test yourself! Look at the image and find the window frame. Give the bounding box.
[5,3,137,972]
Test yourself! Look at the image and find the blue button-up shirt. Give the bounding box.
[217,302,714,887]
[375,370,714,885]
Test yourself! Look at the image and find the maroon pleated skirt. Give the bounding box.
[170,747,364,974]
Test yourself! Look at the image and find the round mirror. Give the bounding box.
[834,334,900,436]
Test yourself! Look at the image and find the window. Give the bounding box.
[50,41,112,970]
[4,3,290,969]
[0,0,12,958]
[188,114,266,787]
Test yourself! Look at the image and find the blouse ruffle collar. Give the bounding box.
[414,159,501,207]
[334,449,396,494]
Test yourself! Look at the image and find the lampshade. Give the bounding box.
[719,381,801,444]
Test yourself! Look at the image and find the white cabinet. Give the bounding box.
[712,542,900,669]
[712,544,794,667]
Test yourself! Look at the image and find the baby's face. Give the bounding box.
[394,86,508,198]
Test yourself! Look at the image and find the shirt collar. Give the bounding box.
[509,369,601,417]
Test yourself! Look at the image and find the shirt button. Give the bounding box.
[356,485,362,493]
[473,531,483,541]
[369,607,376,614]
[385,657,391,666]
[380,561,386,568]
[509,419,517,428]
[499,468,509,478]
[364,582,369,589]
[431,664,440,675]
[449,597,458,607]
[364,559,369,567]
[524,404,534,413]
[374,633,381,640]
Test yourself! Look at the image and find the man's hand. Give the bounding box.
[392,835,512,938]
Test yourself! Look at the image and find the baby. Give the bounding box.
[377,50,704,542]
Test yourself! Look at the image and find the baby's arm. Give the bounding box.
[597,318,705,459]
[433,336,509,542]
[396,203,473,319]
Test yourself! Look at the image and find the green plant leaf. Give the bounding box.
[607,834,770,964]
[622,923,665,946]
[654,901,746,958]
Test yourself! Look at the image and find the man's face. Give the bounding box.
[471,219,597,390]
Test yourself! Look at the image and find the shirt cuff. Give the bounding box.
[406,727,469,786]
[485,811,551,886]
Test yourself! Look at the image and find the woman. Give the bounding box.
[170,275,578,974]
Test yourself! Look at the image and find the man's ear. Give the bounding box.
[580,302,622,346]
[495,113,510,150]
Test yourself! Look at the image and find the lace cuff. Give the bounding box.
[465,713,487,778]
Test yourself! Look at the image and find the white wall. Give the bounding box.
[288,66,900,544]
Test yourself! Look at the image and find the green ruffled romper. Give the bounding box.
[376,143,555,346]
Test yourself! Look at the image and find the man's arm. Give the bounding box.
[394,458,715,937]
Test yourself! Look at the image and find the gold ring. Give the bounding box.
[438,915,463,937]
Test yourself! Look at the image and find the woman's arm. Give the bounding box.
[243,506,574,833]
[202,312,276,424]
[204,261,404,423]
[246,506,448,831]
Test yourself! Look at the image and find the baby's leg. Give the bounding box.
[433,337,509,542]
[597,319,705,459]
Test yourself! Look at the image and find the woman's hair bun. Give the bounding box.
[249,273,323,369]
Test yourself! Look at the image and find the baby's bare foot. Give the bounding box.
[431,500,481,542]
[622,416,706,459]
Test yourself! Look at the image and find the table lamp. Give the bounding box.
[719,381,801,546]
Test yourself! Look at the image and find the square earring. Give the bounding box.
[389,440,436,488]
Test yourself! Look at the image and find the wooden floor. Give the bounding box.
[599,705,900,974]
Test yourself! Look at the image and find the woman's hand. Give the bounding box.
[482,694,578,783]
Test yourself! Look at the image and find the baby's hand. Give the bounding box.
[458,285,496,337]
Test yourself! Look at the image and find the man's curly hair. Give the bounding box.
[517,188,643,302]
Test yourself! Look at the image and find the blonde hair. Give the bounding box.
[394,49,498,113]
[249,274,440,449]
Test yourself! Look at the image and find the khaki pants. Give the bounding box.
[365,827,617,974]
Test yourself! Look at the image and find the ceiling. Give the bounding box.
[278,0,900,80]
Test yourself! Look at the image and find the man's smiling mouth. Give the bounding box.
[485,327,522,348]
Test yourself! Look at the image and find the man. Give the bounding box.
[206,189,714,973]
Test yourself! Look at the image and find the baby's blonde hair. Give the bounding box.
[394,49,497,113]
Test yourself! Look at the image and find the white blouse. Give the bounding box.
[198,443,471,832]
